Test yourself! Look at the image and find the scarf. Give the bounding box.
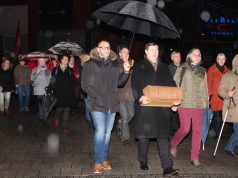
[216,63,225,73]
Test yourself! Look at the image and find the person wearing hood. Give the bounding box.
[31,58,51,120]
[170,48,209,166]
[81,40,133,174]
[218,54,238,158]
[207,53,230,138]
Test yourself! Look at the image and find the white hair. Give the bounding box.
[216,53,226,60]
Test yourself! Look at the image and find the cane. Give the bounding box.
[213,90,235,156]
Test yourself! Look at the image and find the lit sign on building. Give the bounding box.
[206,16,238,37]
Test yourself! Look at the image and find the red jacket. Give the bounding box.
[207,64,229,111]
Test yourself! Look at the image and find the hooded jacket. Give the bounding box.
[218,54,238,123]
[81,48,130,113]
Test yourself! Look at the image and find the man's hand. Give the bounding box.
[173,101,181,106]
[140,95,151,105]
[123,59,134,72]
[171,106,178,112]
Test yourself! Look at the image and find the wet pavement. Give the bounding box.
[0,97,238,178]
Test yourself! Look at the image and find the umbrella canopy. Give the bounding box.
[22,51,54,61]
[49,41,84,56]
[93,0,180,46]
[202,107,213,150]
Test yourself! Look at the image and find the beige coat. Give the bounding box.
[218,54,238,123]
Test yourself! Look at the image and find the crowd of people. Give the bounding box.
[1,40,238,176]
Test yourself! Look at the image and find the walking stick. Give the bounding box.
[213,97,233,156]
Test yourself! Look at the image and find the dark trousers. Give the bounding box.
[138,138,173,170]
[54,107,70,127]
[170,111,180,136]
[210,110,222,136]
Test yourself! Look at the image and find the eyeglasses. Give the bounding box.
[98,46,110,50]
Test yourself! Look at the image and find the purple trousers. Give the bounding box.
[170,108,204,161]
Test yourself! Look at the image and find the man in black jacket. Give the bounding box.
[81,40,133,174]
[131,42,180,176]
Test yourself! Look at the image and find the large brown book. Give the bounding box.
[142,85,182,107]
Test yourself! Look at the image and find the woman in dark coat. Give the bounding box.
[131,42,179,176]
[51,55,76,133]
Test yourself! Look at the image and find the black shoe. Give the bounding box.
[163,167,180,177]
[140,161,149,170]
[224,150,238,158]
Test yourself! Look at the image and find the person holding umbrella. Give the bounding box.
[218,54,238,157]
[81,40,133,174]
[131,42,180,176]
[116,45,135,146]
[30,58,51,120]
[170,48,209,166]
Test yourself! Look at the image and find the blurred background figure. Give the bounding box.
[51,55,76,133]
[0,58,15,115]
[14,57,31,111]
[48,58,59,73]
[31,58,51,120]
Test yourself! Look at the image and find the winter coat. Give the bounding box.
[31,66,51,95]
[14,64,31,86]
[207,64,229,111]
[169,63,179,77]
[131,59,176,139]
[174,62,209,109]
[51,65,76,108]
[0,68,15,92]
[81,48,130,113]
[218,54,238,123]
[117,59,134,102]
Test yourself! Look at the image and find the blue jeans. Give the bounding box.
[17,85,30,110]
[225,123,238,152]
[90,111,116,164]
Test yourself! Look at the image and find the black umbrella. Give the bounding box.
[93,0,180,50]
[41,89,58,120]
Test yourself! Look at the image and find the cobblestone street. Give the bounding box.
[0,98,238,178]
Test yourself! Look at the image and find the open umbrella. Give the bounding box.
[49,41,84,56]
[93,0,180,50]
[202,107,213,151]
[22,51,54,61]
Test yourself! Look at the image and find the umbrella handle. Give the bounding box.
[129,32,135,52]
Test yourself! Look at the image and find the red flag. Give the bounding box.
[16,18,21,57]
